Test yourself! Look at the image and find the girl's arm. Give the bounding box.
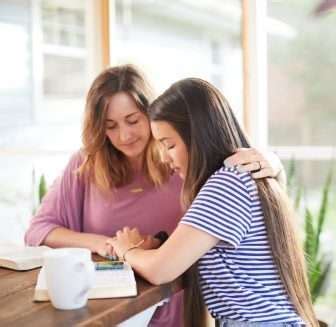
[108,225,219,285]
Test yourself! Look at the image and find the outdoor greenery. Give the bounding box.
[38,175,47,204]
[32,171,48,215]
[287,159,334,303]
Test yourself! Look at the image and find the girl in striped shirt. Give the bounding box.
[108,78,318,326]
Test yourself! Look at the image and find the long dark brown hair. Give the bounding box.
[78,65,170,190]
[149,78,318,327]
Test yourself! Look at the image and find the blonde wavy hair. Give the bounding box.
[78,65,170,191]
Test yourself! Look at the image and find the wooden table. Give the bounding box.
[0,260,183,326]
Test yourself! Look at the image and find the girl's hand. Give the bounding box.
[106,227,144,260]
[102,230,159,259]
[224,148,284,180]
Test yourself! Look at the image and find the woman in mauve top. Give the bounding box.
[25,65,284,327]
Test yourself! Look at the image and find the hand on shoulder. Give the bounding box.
[224,148,285,181]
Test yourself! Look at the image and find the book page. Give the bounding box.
[0,244,50,262]
[94,265,136,288]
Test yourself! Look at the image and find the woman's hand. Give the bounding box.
[224,148,284,179]
[106,227,144,260]
[101,229,160,259]
[90,235,115,257]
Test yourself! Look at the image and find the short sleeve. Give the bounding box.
[180,169,252,249]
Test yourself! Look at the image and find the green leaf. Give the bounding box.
[304,208,316,258]
[294,185,303,210]
[315,170,333,257]
[309,258,321,302]
[38,174,47,204]
[311,258,332,303]
[304,208,316,287]
[292,162,333,303]
[287,157,296,191]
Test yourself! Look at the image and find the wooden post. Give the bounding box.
[241,0,251,136]
[100,0,110,68]
[241,0,268,147]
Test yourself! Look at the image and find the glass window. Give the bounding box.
[112,0,243,121]
[0,0,33,129]
[0,0,100,243]
[268,1,336,146]
[268,0,336,315]
[42,0,87,98]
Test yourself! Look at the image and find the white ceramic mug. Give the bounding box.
[43,248,95,310]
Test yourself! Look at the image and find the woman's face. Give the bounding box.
[150,121,188,179]
[106,92,151,162]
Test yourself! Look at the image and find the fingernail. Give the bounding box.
[106,255,117,261]
[224,160,231,168]
[236,165,244,173]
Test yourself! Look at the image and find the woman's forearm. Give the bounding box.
[43,227,109,253]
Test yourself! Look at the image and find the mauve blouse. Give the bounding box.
[25,151,184,326]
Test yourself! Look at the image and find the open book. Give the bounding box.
[0,244,51,271]
[34,263,137,301]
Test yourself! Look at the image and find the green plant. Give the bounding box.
[287,158,303,210]
[286,159,333,303]
[38,174,47,204]
[304,170,333,303]
[32,170,48,215]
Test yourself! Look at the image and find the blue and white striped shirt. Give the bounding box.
[180,166,304,324]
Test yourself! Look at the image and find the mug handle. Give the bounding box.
[81,260,95,289]
[74,260,95,303]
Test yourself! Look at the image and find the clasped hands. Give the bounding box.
[98,227,155,260]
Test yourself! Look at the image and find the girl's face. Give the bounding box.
[106,92,151,163]
[150,121,188,179]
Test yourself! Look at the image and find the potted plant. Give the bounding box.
[287,160,333,326]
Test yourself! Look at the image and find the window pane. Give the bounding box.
[42,0,86,47]
[43,55,86,97]
[268,1,336,146]
[268,1,336,314]
[0,0,33,129]
[0,0,98,243]
[41,0,88,99]
[113,0,243,120]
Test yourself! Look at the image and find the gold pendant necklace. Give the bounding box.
[130,187,144,193]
